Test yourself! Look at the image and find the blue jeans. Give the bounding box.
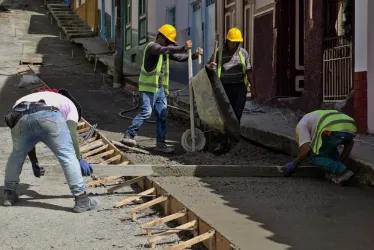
[4,110,85,196]
[307,132,355,175]
[126,88,168,142]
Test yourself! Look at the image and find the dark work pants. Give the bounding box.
[216,82,247,148]
[222,82,247,123]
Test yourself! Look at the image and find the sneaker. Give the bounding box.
[331,169,355,185]
[120,133,137,147]
[155,141,175,153]
[3,190,19,206]
[72,193,100,213]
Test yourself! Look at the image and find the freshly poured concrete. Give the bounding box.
[152,176,374,250]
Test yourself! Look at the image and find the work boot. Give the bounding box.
[331,169,355,185]
[120,133,137,147]
[213,143,229,155]
[3,190,19,206]
[72,192,100,213]
[155,141,174,153]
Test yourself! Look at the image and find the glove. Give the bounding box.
[32,161,45,178]
[283,162,298,177]
[79,159,93,176]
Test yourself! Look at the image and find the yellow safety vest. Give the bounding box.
[217,47,250,92]
[138,42,170,95]
[302,110,357,155]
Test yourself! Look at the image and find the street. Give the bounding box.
[1,1,374,250]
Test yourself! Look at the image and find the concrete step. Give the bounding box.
[55,15,82,21]
[51,10,74,14]
[67,32,96,39]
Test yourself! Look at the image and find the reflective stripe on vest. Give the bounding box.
[138,42,170,95]
[217,47,250,91]
[310,110,356,155]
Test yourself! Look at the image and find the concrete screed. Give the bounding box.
[1,1,374,250]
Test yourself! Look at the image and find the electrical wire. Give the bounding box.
[118,87,194,124]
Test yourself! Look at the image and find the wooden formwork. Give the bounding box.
[16,64,237,250]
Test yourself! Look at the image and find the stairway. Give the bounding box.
[45,0,96,40]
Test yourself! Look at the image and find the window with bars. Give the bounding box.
[124,0,132,50]
[138,0,148,45]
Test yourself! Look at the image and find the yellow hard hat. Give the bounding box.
[226,27,243,42]
[158,24,177,43]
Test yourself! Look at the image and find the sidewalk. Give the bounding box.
[72,36,374,185]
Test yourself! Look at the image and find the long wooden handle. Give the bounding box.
[212,41,218,63]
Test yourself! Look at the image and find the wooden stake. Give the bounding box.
[130,194,169,221]
[107,176,144,193]
[86,176,122,187]
[141,209,187,236]
[115,187,155,208]
[148,220,198,248]
[167,229,215,250]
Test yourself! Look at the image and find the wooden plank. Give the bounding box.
[86,176,122,187]
[85,149,114,161]
[78,121,86,127]
[107,176,144,193]
[20,57,43,65]
[115,187,155,208]
[111,140,150,154]
[148,220,198,248]
[78,127,91,134]
[167,229,216,250]
[80,139,104,153]
[141,210,187,236]
[79,137,97,146]
[130,195,169,221]
[103,154,122,164]
[82,144,108,158]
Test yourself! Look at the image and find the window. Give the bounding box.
[125,0,132,50]
[167,6,176,27]
[138,0,148,44]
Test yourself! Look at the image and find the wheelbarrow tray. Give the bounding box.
[191,65,241,141]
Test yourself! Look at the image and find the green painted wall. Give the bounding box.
[123,30,155,70]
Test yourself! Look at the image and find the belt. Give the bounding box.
[13,102,59,115]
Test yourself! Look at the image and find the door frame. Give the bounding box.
[100,0,106,40]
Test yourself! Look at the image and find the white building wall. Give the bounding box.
[355,0,368,72]
[105,0,111,14]
[368,1,374,133]
[255,0,274,10]
[131,0,138,30]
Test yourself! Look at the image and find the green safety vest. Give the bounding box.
[310,110,357,155]
[217,47,250,92]
[138,42,170,95]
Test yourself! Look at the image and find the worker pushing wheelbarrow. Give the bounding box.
[182,27,256,155]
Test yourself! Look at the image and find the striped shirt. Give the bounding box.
[209,46,252,84]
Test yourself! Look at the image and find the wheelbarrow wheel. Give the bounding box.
[181,128,206,152]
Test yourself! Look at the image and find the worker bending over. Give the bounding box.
[208,27,256,154]
[120,24,203,153]
[3,89,99,212]
[283,110,357,184]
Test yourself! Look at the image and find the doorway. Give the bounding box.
[277,0,305,97]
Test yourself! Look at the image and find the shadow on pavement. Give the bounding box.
[0,184,72,212]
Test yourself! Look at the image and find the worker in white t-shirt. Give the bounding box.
[3,89,99,212]
[283,110,357,185]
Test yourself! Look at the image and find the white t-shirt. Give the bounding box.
[296,112,320,147]
[14,91,79,123]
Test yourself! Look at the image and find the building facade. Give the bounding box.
[215,0,374,133]
[120,0,215,84]
[354,0,374,133]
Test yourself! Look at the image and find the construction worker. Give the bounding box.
[120,24,203,153]
[207,27,256,154]
[283,110,357,184]
[3,89,99,212]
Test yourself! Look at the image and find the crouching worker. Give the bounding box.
[283,110,357,184]
[3,89,99,212]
